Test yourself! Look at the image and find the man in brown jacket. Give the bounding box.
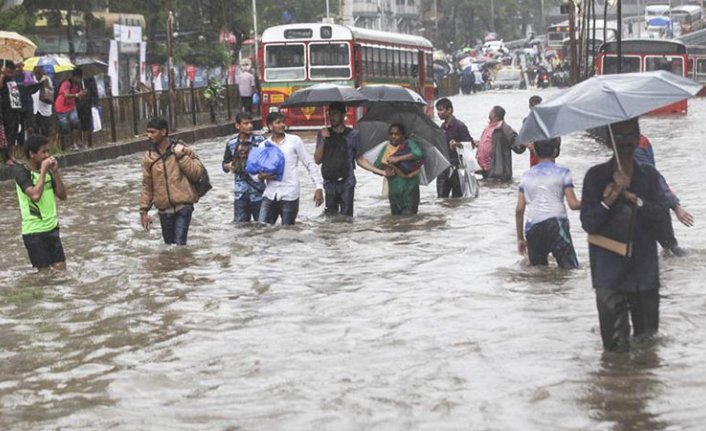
[476,106,526,182]
[139,117,204,245]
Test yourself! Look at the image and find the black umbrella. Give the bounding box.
[74,57,109,77]
[280,83,369,107]
[358,102,449,163]
[357,84,426,105]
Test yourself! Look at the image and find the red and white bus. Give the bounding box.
[258,23,434,129]
[595,39,689,113]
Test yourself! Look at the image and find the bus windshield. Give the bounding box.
[602,56,641,74]
[309,42,351,79]
[265,44,306,81]
[645,56,684,75]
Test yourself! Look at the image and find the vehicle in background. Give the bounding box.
[645,4,670,22]
[670,5,704,35]
[493,67,525,90]
[259,23,434,129]
[545,21,571,58]
[687,45,706,96]
[595,39,689,113]
[645,16,675,39]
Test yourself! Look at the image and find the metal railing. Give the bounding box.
[51,84,244,148]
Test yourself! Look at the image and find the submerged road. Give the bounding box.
[1,89,705,430]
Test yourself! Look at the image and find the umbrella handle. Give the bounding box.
[607,125,623,172]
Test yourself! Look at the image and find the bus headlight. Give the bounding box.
[269,106,280,113]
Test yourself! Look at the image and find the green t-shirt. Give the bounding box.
[13,164,59,235]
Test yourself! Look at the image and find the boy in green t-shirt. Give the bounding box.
[13,135,68,271]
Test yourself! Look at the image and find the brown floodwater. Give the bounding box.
[1,89,705,430]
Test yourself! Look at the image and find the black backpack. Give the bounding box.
[321,127,351,182]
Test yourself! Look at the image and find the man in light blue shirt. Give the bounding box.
[515,138,581,268]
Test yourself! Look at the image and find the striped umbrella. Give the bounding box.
[23,54,75,74]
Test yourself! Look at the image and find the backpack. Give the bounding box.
[171,139,212,197]
[321,127,352,182]
[150,140,212,198]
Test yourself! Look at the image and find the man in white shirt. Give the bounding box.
[32,66,53,137]
[257,112,324,225]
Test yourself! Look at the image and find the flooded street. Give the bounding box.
[1,90,706,430]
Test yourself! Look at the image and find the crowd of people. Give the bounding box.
[0,62,99,167]
[9,90,696,354]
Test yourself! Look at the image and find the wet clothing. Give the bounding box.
[159,204,193,245]
[438,117,473,198]
[316,127,362,216]
[595,287,659,353]
[478,121,525,181]
[259,133,323,200]
[223,134,266,222]
[581,159,669,293]
[22,227,66,268]
[519,161,574,231]
[525,217,578,269]
[76,78,99,132]
[258,197,299,225]
[13,164,65,267]
[375,139,424,215]
[13,164,58,235]
[581,158,670,352]
[519,161,578,269]
[634,135,680,249]
[324,181,355,216]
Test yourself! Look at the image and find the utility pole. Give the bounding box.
[540,0,545,32]
[617,0,622,73]
[166,0,176,129]
[569,0,578,84]
[434,0,439,44]
[252,0,259,67]
[490,0,496,32]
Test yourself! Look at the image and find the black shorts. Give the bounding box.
[22,227,66,268]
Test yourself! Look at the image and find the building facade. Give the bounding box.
[342,0,419,34]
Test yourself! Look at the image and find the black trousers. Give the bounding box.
[595,287,660,352]
[436,167,462,198]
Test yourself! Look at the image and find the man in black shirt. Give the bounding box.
[580,118,670,352]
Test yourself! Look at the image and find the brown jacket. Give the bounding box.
[139,139,204,212]
[487,121,525,181]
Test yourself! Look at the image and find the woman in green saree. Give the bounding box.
[374,123,425,215]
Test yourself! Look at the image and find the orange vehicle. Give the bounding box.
[259,23,434,129]
[595,39,689,113]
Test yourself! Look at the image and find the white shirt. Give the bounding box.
[260,133,323,201]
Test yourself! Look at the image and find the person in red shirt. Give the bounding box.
[53,69,85,150]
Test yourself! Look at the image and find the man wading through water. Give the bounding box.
[139,117,205,245]
[314,102,387,217]
[581,118,670,352]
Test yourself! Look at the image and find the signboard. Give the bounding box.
[186,64,197,82]
[113,24,143,43]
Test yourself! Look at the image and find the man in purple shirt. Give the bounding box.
[435,98,474,198]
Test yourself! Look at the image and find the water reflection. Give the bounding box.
[0,91,705,429]
[583,348,667,431]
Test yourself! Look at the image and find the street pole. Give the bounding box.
[540,0,545,32]
[569,0,578,84]
[166,1,176,129]
[617,0,622,73]
[434,0,439,44]
[490,0,496,32]
[326,0,330,20]
[252,0,259,68]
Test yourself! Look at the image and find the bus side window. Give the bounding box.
[412,51,419,78]
[384,48,390,77]
[387,48,397,76]
[375,47,381,77]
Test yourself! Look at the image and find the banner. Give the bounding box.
[113,24,142,43]
[109,39,119,96]
[186,64,197,82]
[139,42,146,84]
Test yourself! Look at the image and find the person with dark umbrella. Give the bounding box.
[580,118,671,352]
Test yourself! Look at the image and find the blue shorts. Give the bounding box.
[56,110,80,132]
